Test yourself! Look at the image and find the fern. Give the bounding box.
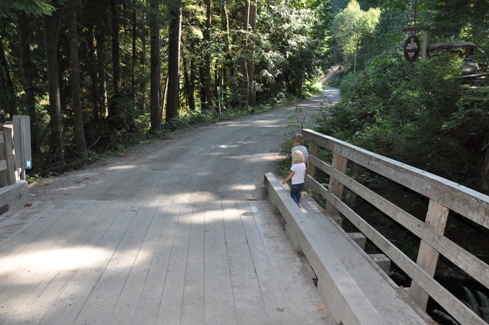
[477,291,489,322]
[464,287,482,318]
[433,309,460,325]
[433,287,489,324]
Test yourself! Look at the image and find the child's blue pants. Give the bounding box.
[290,183,304,206]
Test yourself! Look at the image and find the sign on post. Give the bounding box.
[404,35,421,62]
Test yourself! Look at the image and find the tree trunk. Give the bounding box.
[183,56,195,111]
[111,0,121,96]
[43,11,65,164]
[132,0,137,98]
[18,12,37,153]
[139,27,147,112]
[241,0,250,110]
[150,0,161,130]
[96,30,108,118]
[204,0,213,110]
[199,66,206,110]
[93,6,108,119]
[222,0,236,107]
[0,34,17,118]
[88,26,99,120]
[68,0,87,157]
[165,1,182,122]
[247,3,257,107]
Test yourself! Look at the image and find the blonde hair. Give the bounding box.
[292,150,304,163]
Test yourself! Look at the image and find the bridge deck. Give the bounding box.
[0,199,333,325]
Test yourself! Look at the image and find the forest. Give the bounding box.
[0,0,329,174]
[1,0,489,193]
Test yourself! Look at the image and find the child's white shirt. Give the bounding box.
[291,162,306,185]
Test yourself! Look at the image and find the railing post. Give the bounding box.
[409,199,449,310]
[13,116,32,180]
[325,152,347,218]
[0,130,7,187]
[3,127,15,185]
[308,141,318,178]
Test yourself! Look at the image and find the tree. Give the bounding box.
[0,32,17,118]
[332,0,380,71]
[18,12,39,154]
[166,0,182,122]
[242,0,257,109]
[67,0,86,156]
[203,0,213,110]
[150,0,162,130]
[221,0,236,107]
[110,0,121,96]
[43,5,64,164]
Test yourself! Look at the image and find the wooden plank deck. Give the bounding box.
[0,199,333,325]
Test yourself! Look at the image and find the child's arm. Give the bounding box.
[282,171,295,184]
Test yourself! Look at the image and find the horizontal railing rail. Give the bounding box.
[302,128,489,325]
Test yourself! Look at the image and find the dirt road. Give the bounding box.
[26,87,339,206]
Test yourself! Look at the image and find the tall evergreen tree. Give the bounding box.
[68,0,86,156]
[0,33,17,118]
[166,0,182,122]
[43,4,64,164]
[203,0,213,110]
[150,0,162,130]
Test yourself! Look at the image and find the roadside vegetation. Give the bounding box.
[1,0,329,176]
[323,0,489,193]
[281,1,489,323]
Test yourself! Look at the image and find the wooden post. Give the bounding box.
[422,24,429,60]
[305,141,318,192]
[409,199,449,310]
[308,141,318,178]
[402,24,430,61]
[3,127,15,185]
[13,116,32,180]
[325,152,347,218]
[0,130,7,187]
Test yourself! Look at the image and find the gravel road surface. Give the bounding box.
[0,87,340,244]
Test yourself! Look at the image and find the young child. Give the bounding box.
[292,133,310,173]
[282,150,306,206]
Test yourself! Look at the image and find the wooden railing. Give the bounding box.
[302,128,489,325]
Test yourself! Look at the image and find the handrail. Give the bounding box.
[302,128,489,325]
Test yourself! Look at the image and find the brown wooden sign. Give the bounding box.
[404,35,420,62]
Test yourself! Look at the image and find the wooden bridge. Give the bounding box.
[264,128,489,325]
[0,104,488,324]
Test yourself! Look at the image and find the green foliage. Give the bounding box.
[316,48,489,192]
[331,0,381,71]
[25,173,42,184]
[434,287,489,324]
[277,139,294,177]
[371,9,405,57]
[256,1,329,98]
[0,0,54,17]
[285,106,307,136]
